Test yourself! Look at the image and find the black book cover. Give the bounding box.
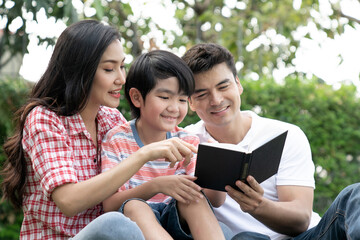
[194,131,288,191]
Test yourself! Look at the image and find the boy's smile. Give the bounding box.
[135,77,188,144]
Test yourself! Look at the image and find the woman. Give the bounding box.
[1,20,196,240]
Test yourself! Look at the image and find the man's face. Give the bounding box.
[189,62,243,128]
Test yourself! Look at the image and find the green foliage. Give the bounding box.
[0,201,23,240]
[0,77,32,239]
[117,88,132,121]
[240,76,360,215]
[170,0,354,79]
[0,0,78,69]
[0,78,33,146]
[2,0,359,76]
[1,74,360,237]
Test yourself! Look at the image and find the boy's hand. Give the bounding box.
[152,175,203,204]
[141,137,197,167]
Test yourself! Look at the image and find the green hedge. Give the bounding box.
[0,77,32,239]
[239,76,360,215]
[1,76,359,238]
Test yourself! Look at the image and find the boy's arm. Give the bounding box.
[102,180,159,212]
[101,137,200,212]
[103,175,204,212]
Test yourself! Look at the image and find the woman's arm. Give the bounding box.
[52,149,148,217]
[52,138,197,217]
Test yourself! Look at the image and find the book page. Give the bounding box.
[200,142,248,153]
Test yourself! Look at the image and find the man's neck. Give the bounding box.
[205,112,252,144]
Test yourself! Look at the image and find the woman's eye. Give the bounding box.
[104,69,114,72]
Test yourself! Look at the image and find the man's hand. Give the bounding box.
[225,175,313,236]
[225,175,265,214]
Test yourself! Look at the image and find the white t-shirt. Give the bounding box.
[185,111,321,240]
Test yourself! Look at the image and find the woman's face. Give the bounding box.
[87,39,126,110]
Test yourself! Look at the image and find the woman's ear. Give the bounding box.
[129,88,142,108]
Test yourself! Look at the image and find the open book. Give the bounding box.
[194,131,288,191]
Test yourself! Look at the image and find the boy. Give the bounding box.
[101,50,229,240]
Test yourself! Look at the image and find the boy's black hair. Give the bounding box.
[125,50,195,119]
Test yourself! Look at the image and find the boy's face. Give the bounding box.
[189,62,243,129]
[139,77,188,133]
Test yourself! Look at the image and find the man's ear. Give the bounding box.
[235,76,243,95]
[129,88,142,108]
[188,97,196,112]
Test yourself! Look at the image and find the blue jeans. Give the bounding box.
[232,183,360,240]
[121,198,234,240]
[70,211,145,240]
[150,200,234,240]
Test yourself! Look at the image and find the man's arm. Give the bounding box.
[226,175,313,236]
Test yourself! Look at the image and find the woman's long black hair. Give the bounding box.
[1,20,120,208]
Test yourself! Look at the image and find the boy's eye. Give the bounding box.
[159,96,169,100]
[179,98,187,103]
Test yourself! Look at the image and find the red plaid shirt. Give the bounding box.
[20,105,126,239]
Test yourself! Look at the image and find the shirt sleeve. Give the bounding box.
[22,107,78,200]
[101,125,135,192]
[276,126,316,188]
[101,129,124,173]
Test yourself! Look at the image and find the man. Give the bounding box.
[182,43,360,240]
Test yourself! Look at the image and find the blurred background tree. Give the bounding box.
[1,0,359,76]
[1,0,360,238]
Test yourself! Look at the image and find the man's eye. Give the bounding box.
[219,85,228,90]
[196,93,206,99]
